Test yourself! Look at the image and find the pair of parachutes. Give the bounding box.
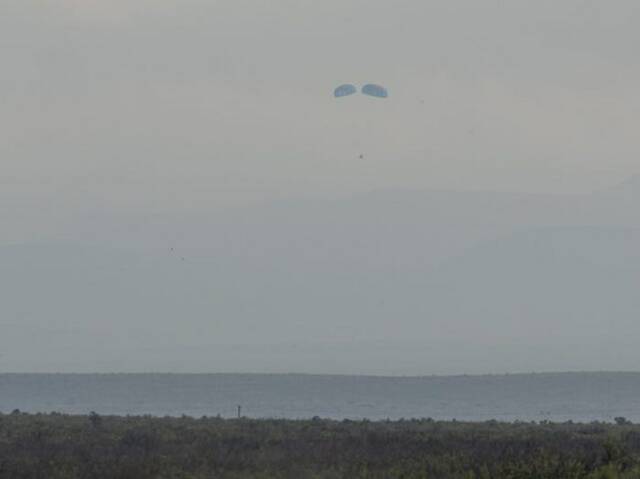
[335,84,388,98]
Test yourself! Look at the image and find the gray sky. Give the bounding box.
[3,0,640,209]
[1,0,640,374]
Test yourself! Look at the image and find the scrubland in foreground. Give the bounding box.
[2,413,640,478]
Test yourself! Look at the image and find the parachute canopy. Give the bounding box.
[362,84,388,98]
[334,84,357,98]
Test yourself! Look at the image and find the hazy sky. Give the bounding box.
[2,1,640,374]
[3,0,640,213]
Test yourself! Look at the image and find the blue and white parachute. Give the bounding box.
[361,84,388,98]
[334,84,357,98]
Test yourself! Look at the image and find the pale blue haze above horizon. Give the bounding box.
[1,0,639,374]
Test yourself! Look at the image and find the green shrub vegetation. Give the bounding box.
[2,413,640,478]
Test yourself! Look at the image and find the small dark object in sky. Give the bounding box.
[334,84,357,98]
[362,84,388,98]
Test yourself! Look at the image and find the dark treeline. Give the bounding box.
[2,412,640,478]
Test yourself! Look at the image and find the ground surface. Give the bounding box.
[2,413,640,478]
